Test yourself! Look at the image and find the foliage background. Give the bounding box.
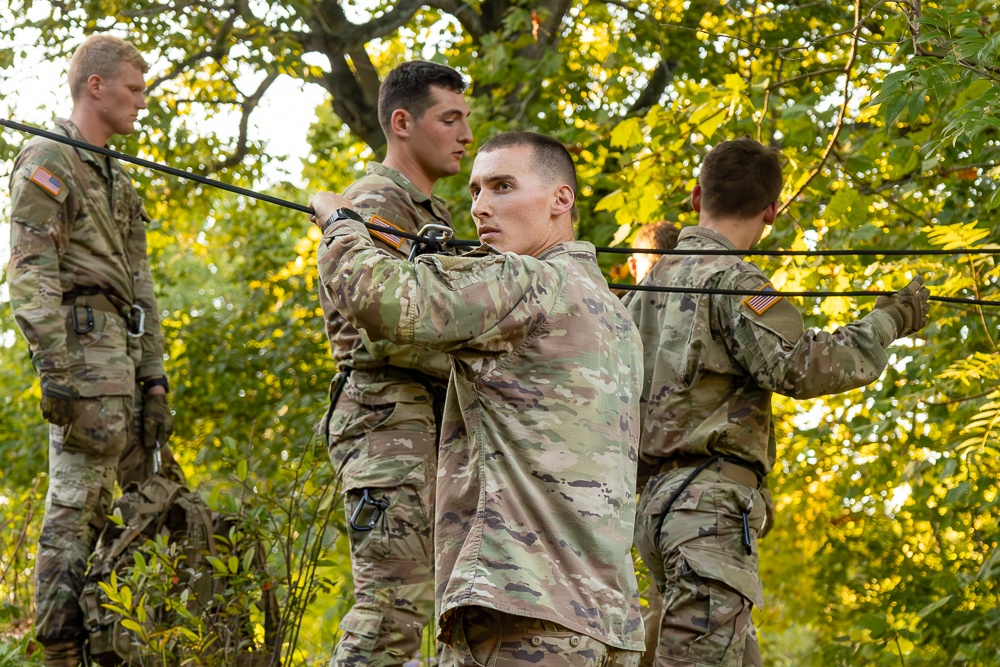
[1,0,998,665]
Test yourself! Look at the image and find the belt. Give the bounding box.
[62,292,145,337]
[62,292,120,315]
[660,454,762,489]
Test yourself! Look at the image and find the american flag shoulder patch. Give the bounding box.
[368,215,404,250]
[29,166,64,197]
[742,283,782,315]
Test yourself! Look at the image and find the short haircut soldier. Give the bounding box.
[698,137,783,219]
[68,35,149,102]
[377,60,468,134]
[478,131,579,195]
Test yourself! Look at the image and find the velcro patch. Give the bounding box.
[29,166,64,197]
[742,283,782,315]
[368,215,404,250]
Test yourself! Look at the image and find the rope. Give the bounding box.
[3,118,997,308]
[608,283,999,307]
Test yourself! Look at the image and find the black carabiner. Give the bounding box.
[349,488,390,532]
[71,304,94,334]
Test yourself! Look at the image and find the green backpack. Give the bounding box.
[80,475,278,666]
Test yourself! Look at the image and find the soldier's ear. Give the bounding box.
[85,74,104,99]
[551,184,574,217]
[691,184,703,213]
[390,109,412,139]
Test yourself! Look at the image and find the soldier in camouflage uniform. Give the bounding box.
[625,138,930,666]
[311,132,645,667]
[317,61,472,667]
[6,35,180,667]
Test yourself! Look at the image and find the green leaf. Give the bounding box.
[610,118,644,148]
[858,613,890,638]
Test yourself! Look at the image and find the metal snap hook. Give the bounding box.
[349,488,390,532]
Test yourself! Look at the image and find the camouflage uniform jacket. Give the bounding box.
[317,220,646,651]
[320,162,454,403]
[624,226,898,475]
[7,118,166,396]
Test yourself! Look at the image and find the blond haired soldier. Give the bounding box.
[312,132,644,667]
[626,138,929,666]
[7,35,180,667]
[318,61,472,667]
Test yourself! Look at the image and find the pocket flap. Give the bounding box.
[338,605,384,638]
[678,544,764,609]
[340,455,425,492]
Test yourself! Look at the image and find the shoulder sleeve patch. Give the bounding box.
[368,215,405,250]
[742,282,782,315]
[28,166,64,197]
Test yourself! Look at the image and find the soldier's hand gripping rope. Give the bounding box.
[873,276,931,337]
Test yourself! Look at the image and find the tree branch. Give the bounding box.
[212,71,279,172]
[428,0,484,39]
[778,0,863,216]
[627,56,677,116]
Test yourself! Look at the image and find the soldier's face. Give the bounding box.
[408,86,473,180]
[98,62,148,137]
[469,145,568,257]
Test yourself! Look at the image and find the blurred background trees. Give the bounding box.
[1,0,998,664]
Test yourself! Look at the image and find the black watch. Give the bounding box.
[142,376,170,394]
[321,207,365,232]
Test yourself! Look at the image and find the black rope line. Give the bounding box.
[3,118,997,309]
[0,118,430,246]
[609,283,999,307]
[606,246,999,257]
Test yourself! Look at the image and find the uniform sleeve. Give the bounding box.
[129,201,167,379]
[317,219,547,357]
[346,181,425,258]
[6,146,75,384]
[717,269,897,400]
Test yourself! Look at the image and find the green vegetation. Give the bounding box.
[1,0,998,664]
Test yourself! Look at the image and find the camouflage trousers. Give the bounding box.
[634,467,767,667]
[638,582,662,667]
[439,606,641,667]
[325,394,437,667]
[35,387,184,647]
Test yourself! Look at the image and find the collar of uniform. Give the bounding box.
[463,239,595,261]
[54,117,112,172]
[365,161,451,222]
[366,162,432,203]
[678,225,737,250]
[537,239,596,262]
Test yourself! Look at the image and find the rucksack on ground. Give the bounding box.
[79,474,278,666]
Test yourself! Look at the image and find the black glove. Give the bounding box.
[874,276,930,338]
[142,393,174,449]
[40,378,78,426]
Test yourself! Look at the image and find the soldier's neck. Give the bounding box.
[698,215,765,251]
[382,149,437,198]
[69,108,114,147]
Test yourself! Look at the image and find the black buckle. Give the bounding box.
[71,304,94,334]
[349,489,390,532]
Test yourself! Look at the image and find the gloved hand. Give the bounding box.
[40,378,78,426]
[142,393,174,449]
[874,275,930,338]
